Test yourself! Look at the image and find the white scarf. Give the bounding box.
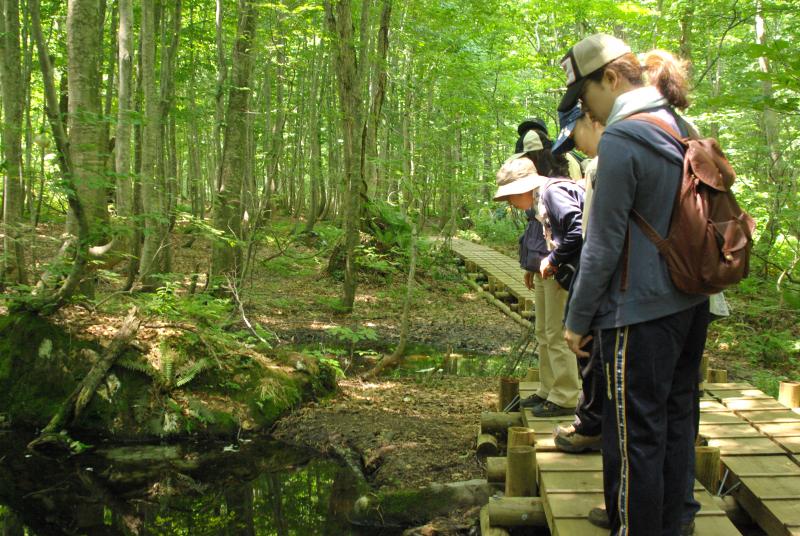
[605,86,668,127]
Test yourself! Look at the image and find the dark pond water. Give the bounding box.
[0,430,394,536]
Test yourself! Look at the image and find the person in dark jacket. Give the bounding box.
[558,34,710,536]
[517,117,583,180]
[550,103,605,455]
[495,130,584,418]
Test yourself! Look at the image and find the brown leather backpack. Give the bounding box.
[623,113,756,296]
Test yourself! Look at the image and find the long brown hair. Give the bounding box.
[587,50,690,109]
[643,50,690,109]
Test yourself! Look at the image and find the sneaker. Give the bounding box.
[588,507,610,529]
[680,520,695,536]
[553,424,602,453]
[520,394,547,409]
[532,400,575,418]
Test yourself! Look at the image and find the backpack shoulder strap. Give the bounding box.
[625,113,688,148]
[630,209,669,253]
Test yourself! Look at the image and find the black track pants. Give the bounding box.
[599,300,710,536]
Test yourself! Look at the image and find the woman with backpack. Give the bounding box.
[494,128,584,418]
[557,35,712,535]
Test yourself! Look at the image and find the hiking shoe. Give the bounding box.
[532,400,575,418]
[553,424,601,453]
[520,394,547,410]
[588,507,610,529]
[680,520,695,536]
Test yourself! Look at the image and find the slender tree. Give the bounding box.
[137,0,168,288]
[325,0,363,312]
[1,0,28,285]
[115,0,135,267]
[67,0,107,299]
[211,0,257,281]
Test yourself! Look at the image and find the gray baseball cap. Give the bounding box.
[558,34,631,112]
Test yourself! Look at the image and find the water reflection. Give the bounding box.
[0,431,393,535]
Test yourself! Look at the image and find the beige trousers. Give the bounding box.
[533,273,580,407]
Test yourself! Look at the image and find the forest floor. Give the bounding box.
[2,216,798,534]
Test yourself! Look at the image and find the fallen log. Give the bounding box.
[480,412,522,435]
[486,457,506,484]
[487,497,546,527]
[480,504,510,535]
[477,427,499,459]
[28,307,141,451]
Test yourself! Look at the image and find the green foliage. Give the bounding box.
[470,207,523,247]
[327,325,379,360]
[306,349,346,379]
[364,200,412,250]
[313,296,351,313]
[356,243,399,275]
[327,325,378,346]
[117,346,216,391]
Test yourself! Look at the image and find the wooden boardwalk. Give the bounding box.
[452,237,800,534]
[517,381,741,536]
[702,384,800,536]
[449,238,535,323]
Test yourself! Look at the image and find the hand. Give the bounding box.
[540,258,556,279]
[565,329,593,358]
[524,271,534,290]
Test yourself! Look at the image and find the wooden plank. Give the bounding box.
[551,518,610,536]
[699,412,741,425]
[772,436,800,454]
[736,410,800,424]
[711,388,771,400]
[694,490,726,515]
[724,398,787,411]
[754,422,800,437]
[698,423,763,438]
[537,452,603,472]
[738,475,800,500]
[700,400,729,412]
[534,432,558,452]
[521,408,573,429]
[692,515,747,536]
[541,471,604,493]
[705,383,757,391]
[546,492,606,519]
[732,483,800,536]
[706,436,786,456]
[722,455,800,477]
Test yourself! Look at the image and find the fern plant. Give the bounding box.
[116,348,215,391]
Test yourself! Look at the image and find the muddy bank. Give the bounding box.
[0,312,338,440]
[273,377,499,491]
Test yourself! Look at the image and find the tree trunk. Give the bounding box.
[213,0,226,182]
[753,0,786,267]
[325,0,364,312]
[21,0,91,314]
[363,0,392,198]
[159,0,181,244]
[211,0,257,281]
[365,225,416,378]
[1,0,28,285]
[303,44,324,234]
[67,0,108,299]
[137,0,168,289]
[115,0,135,270]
